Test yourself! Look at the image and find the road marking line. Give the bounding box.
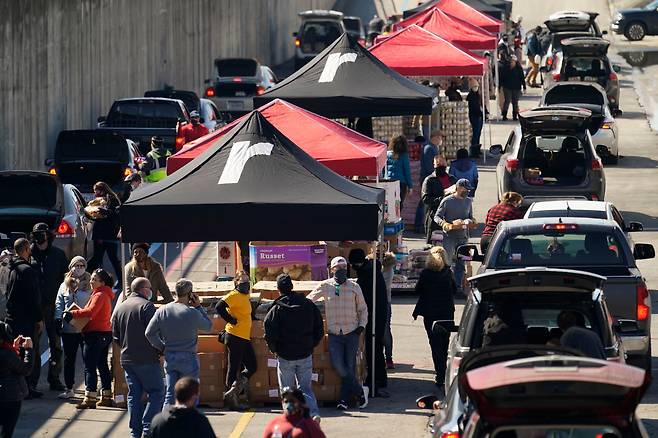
[227,410,255,438]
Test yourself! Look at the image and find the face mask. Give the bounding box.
[145,288,153,301]
[34,233,47,245]
[283,401,295,415]
[435,166,447,176]
[472,86,479,92]
[192,119,200,126]
[72,267,86,278]
[334,268,348,285]
[236,282,250,294]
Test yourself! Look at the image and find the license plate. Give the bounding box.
[235,91,246,97]
[227,101,244,110]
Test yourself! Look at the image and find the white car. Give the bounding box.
[540,82,620,163]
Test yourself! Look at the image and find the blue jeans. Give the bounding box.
[163,351,199,406]
[277,355,319,417]
[124,363,165,438]
[82,332,112,392]
[328,332,362,403]
[443,234,468,291]
[470,116,483,146]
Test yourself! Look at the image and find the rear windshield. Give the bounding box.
[0,176,57,208]
[300,21,342,52]
[493,231,626,267]
[545,86,604,106]
[215,59,258,77]
[144,91,199,112]
[527,209,607,220]
[523,135,586,154]
[107,101,182,126]
[343,18,361,34]
[564,57,609,78]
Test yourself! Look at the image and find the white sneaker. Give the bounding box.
[58,389,75,399]
[359,386,369,409]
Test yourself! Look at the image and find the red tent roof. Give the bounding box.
[167,99,387,177]
[369,25,485,77]
[396,0,502,33]
[417,8,496,50]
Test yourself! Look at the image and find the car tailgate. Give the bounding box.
[601,275,641,321]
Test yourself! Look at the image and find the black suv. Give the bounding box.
[612,0,658,41]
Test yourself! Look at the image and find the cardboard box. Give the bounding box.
[216,241,239,279]
[249,241,328,283]
[199,315,227,335]
[268,369,279,387]
[252,280,321,300]
[199,383,223,403]
[166,281,235,297]
[250,320,265,339]
[364,180,401,223]
[197,335,225,353]
[198,352,225,379]
[313,385,339,402]
[323,367,342,386]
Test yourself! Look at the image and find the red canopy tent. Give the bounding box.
[166,99,387,177]
[417,8,496,50]
[369,25,485,77]
[395,0,502,33]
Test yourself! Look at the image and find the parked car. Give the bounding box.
[444,267,625,389]
[423,345,584,438]
[465,217,655,371]
[540,30,591,72]
[459,356,650,437]
[203,58,277,115]
[540,82,620,163]
[145,89,226,132]
[0,171,92,259]
[46,130,143,198]
[97,97,191,153]
[293,10,345,70]
[541,37,621,111]
[343,15,365,43]
[524,200,644,245]
[612,0,658,41]
[491,106,606,206]
[544,10,605,37]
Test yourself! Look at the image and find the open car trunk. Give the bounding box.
[55,130,129,192]
[542,84,606,134]
[461,356,648,429]
[0,172,63,235]
[144,89,200,113]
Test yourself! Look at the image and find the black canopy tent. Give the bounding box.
[120,111,384,243]
[121,110,385,394]
[253,33,434,118]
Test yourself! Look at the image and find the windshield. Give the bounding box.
[300,21,342,53]
[645,0,658,10]
[494,231,626,267]
[564,57,609,78]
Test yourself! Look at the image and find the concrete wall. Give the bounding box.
[0,0,334,170]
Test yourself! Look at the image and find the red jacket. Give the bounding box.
[262,414,325,438]
[180,123,209,145]
[71,285,115,332]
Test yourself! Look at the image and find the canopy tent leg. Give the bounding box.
[120,242,126,299]
[371,239,377,397]
[494,47,500,120]
[164,242,168,273]
[180,242,184,277]
[481,74,487,165]
[216,242,220,278]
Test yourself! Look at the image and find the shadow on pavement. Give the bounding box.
[620,110,650,120]
[621,211,658,230]
[616,155,658,169]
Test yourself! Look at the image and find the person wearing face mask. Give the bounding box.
[466,78,485,158]
[120,173,142,204]
[262,387,326,438]
[179,110,209,147]
[123,243,173,304]
[112,277,164,438]
[307,257,368,411]
[29,222,69,393]
[214,270,256,410]
[480,192,524,254]
[142,137,172,182]
[145,278,211,408]
[54,256,92,399]
[422,155,453,244]
[416,131,444,233]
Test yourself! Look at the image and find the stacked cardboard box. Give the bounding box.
[198,352,225,404]
[440,99,472,159]
[252,280,321,300]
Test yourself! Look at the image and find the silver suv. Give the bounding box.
[293,10,345,70]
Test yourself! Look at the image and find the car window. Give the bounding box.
[202,101,215,121]
[300,21,342,53]
[564,57,609,79]
[611,207,626,230]
[527,209,608,220]
[522,308,592,329]
[493,231,627,267]
[108,101,182,123]
[522,135,585,154]
[504,131,515,153]
[72,187,87,208]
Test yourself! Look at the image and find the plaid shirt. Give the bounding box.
[307,278,368,336]
[482,203,523,236]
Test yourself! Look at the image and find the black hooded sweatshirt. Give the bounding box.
[5,257,42,325]
[354,259,388,336]
[150,406,216,438]
[31,242,68,308]
[264,292,324,361]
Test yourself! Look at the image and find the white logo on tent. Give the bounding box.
[318,52,357,83]
[218,141,274,185]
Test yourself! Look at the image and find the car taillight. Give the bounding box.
[56,220,75,238]
[543,223,578,230]
[505,158,519,172]
[637,282,649,321]
[204,86,215,97]
[124,167,133,178]
[256,85,266,96]
[175,135,185,149]
[601,122,614,129]
[547,57,554,66]
[441,433,460,438]
[552,72,561,81]
[295,38,300,47]
[591,158,603,170]
[48,168,57,175]
[591,194,600,201]
[609,72,618,81]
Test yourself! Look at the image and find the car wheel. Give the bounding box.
[625,22,646,41]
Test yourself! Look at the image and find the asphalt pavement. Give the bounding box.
[15,0,658,437]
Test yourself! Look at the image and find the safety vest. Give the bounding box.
[144,149,171,183]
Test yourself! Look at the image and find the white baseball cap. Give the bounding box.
[330,256,348,269]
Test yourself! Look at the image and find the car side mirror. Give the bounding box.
[612,64,622,73]
[634,243,655,260]
[614,319,639,334]
[602,30,608,35]
[416,394,439,410]
[457,244,484,263]
[489,144,503,156]
[626,221,644,232]
[97,115,106,124]
[44,158,54,167]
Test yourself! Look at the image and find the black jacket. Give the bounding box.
[150,406,216,438]
[412,267,456,322]
[92,194,121,240]
[466,90,483,120]
[0,347,34,402]
[31,242,68,308]
[5,257,42,325]
[264,293,324,361]
[501,64,526,91]
[354,260,388,335]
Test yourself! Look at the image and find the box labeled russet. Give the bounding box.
[249,241,328,283]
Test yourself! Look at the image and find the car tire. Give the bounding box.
[625,22,646,41]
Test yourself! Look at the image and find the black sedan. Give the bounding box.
[612,0,658,41]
